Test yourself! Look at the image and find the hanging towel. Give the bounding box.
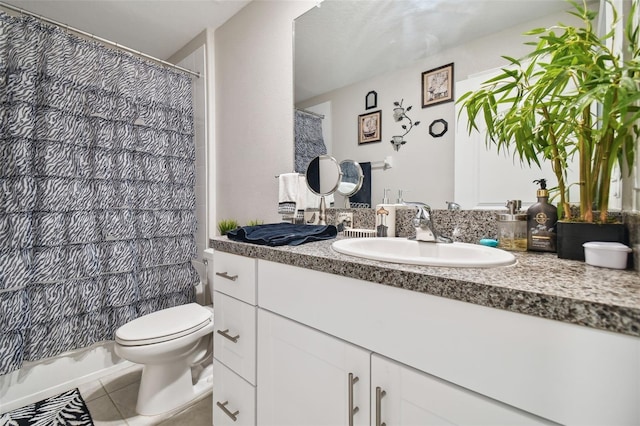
[227,223,338,246]
[295,174,308,222]
[278,173,300,215]
[349,162,372,208]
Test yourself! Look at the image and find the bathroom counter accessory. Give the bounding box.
[583,241,633,270]
[211,236,640,337]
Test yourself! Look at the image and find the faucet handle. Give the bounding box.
[446,201,461,211]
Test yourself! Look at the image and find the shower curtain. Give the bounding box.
[294,110,326,173]
[0,12,198,375]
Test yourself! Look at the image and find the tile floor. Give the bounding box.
[79,364,213,426]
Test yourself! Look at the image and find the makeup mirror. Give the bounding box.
[337,160,363,196]
[306,155,341,196]
[337,159,364,208]
[306,155,342,224]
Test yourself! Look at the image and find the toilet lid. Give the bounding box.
[115,303,212,346]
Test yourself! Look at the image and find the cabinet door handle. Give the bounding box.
[217,329,240,343]
[216,400,239,422]
[348,373,360,426]
[216,271,238,281]
[375,386,387,426]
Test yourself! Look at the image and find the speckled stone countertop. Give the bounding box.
[211,236,640,338]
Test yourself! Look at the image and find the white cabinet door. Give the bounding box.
[257,309,370,426]
[371,354,556,426]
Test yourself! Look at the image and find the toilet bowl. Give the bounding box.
[114,302,214,416]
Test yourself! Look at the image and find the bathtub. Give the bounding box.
[0,341,130,413]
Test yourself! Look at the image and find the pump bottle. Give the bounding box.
[526,179,557,252]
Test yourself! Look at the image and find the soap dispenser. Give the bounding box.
[526,178,557,252]
[497,200,527,251]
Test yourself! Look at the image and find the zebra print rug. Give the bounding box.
[0,388,94,426]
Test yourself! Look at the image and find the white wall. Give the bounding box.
[170,32,213,303]
[296,11,571,209]
[214,0,316,226]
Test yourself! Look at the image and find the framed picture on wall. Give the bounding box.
[422,63,454,108]
[358,110,382,144]
[365,90,377,109]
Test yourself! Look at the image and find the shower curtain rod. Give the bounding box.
[295,108,325,119]
[0,1,200,78]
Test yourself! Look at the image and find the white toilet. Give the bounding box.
[114,302,214,416]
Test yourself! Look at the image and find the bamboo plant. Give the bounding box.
[458,0,640,223]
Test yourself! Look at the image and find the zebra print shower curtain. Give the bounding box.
[294,110,326,173]
[0,12,198,375]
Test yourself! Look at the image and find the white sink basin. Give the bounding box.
[332,238,516,268]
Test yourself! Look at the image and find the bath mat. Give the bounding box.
[0,388,94,426]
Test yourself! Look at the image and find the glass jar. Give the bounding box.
[497,212,528,251]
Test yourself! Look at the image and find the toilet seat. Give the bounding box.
[116,303,212,346]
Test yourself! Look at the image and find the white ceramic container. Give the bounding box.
[582,241,632,269]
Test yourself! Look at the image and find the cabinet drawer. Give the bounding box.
[213,290,257,384]
[213,251,256,304]
[213,359,256,426]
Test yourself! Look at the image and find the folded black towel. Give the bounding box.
[227,223,337,246]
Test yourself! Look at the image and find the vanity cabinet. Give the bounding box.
[257,309,551,426]
[257,309,370,426]
[212,251,258,426]
[213,250,640,425]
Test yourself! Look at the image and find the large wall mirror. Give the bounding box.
[293,0,620,210]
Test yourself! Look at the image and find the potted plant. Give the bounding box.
[217,219,240,236]
[458,0,640,260]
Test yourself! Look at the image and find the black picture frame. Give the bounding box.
[358,110,382,144]
[422,63,454,108]
[365,90,377,109]
[428,119,448,138]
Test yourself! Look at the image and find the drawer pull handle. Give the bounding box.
[216,272,238,281]
[375,386,387,426]
[217,329,240,343]
[217,400,239,422]
[348,373,360,426]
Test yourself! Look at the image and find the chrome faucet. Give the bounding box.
[404,202,452,243]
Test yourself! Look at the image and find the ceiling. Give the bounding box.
[294,0,576,103]
[1,0,586,101]
[1,0,251,60]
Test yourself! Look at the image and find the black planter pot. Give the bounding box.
[556,221,629,261]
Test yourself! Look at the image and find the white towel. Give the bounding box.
[278,173,299,214]
[295,175,307,222]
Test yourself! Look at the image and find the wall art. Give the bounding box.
[358,110,382,144]
[422,63,454,108]
[365,90,377,109]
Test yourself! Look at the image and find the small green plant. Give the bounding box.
[247,219,264,226]
[217,219,239,236]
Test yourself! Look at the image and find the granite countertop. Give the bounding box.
[211,236,640,337]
